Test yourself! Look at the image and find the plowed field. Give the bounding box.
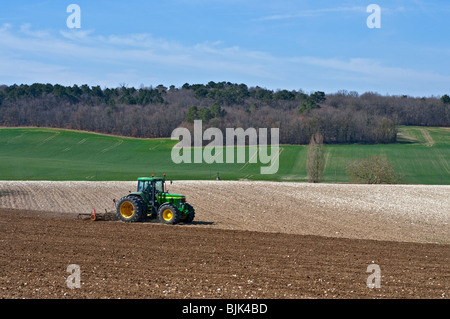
[0,181,448,299]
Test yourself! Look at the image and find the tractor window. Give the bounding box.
[155,180,164,193]
[138,181,152,194]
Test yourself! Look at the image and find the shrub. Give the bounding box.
[346,155,401,184]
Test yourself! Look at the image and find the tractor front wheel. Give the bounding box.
[158,204,181,225]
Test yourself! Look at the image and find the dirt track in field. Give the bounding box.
[0,181,449,299]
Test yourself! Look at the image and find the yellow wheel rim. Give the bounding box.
[162,209,173,221]
[120,201,134,218]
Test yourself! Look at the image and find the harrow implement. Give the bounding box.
[78,209,117,221]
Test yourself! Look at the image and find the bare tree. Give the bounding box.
[306,133,325,183]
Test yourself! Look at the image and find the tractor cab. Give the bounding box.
[137,177,166,203]
[137,178,160,194]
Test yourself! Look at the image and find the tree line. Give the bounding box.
[0,82,448,144]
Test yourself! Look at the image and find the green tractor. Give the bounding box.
[116,175,195,224]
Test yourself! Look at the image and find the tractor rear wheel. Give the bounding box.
[158,204,181,225]
[116,196,146,222]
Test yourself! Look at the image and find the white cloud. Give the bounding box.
[254,5,408,22]
[254,6,366,22]
[288,56,450,96]
[19,23,51,38]
[294,56,450,83]
[0,24,278,87]
[59,29,95,41]
[0,23,449,96]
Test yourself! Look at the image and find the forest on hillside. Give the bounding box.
[0,82,449,145]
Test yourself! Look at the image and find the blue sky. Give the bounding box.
[1,0,449,96]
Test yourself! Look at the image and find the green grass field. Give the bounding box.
[0,126,448,184]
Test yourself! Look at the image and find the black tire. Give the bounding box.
[158,203,181,225]
[116,195,146,222]
[182,203,195,223]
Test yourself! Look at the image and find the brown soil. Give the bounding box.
[0,208,448,299]
[0,181,448,300]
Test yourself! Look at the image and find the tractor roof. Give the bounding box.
[137,177,164,181]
